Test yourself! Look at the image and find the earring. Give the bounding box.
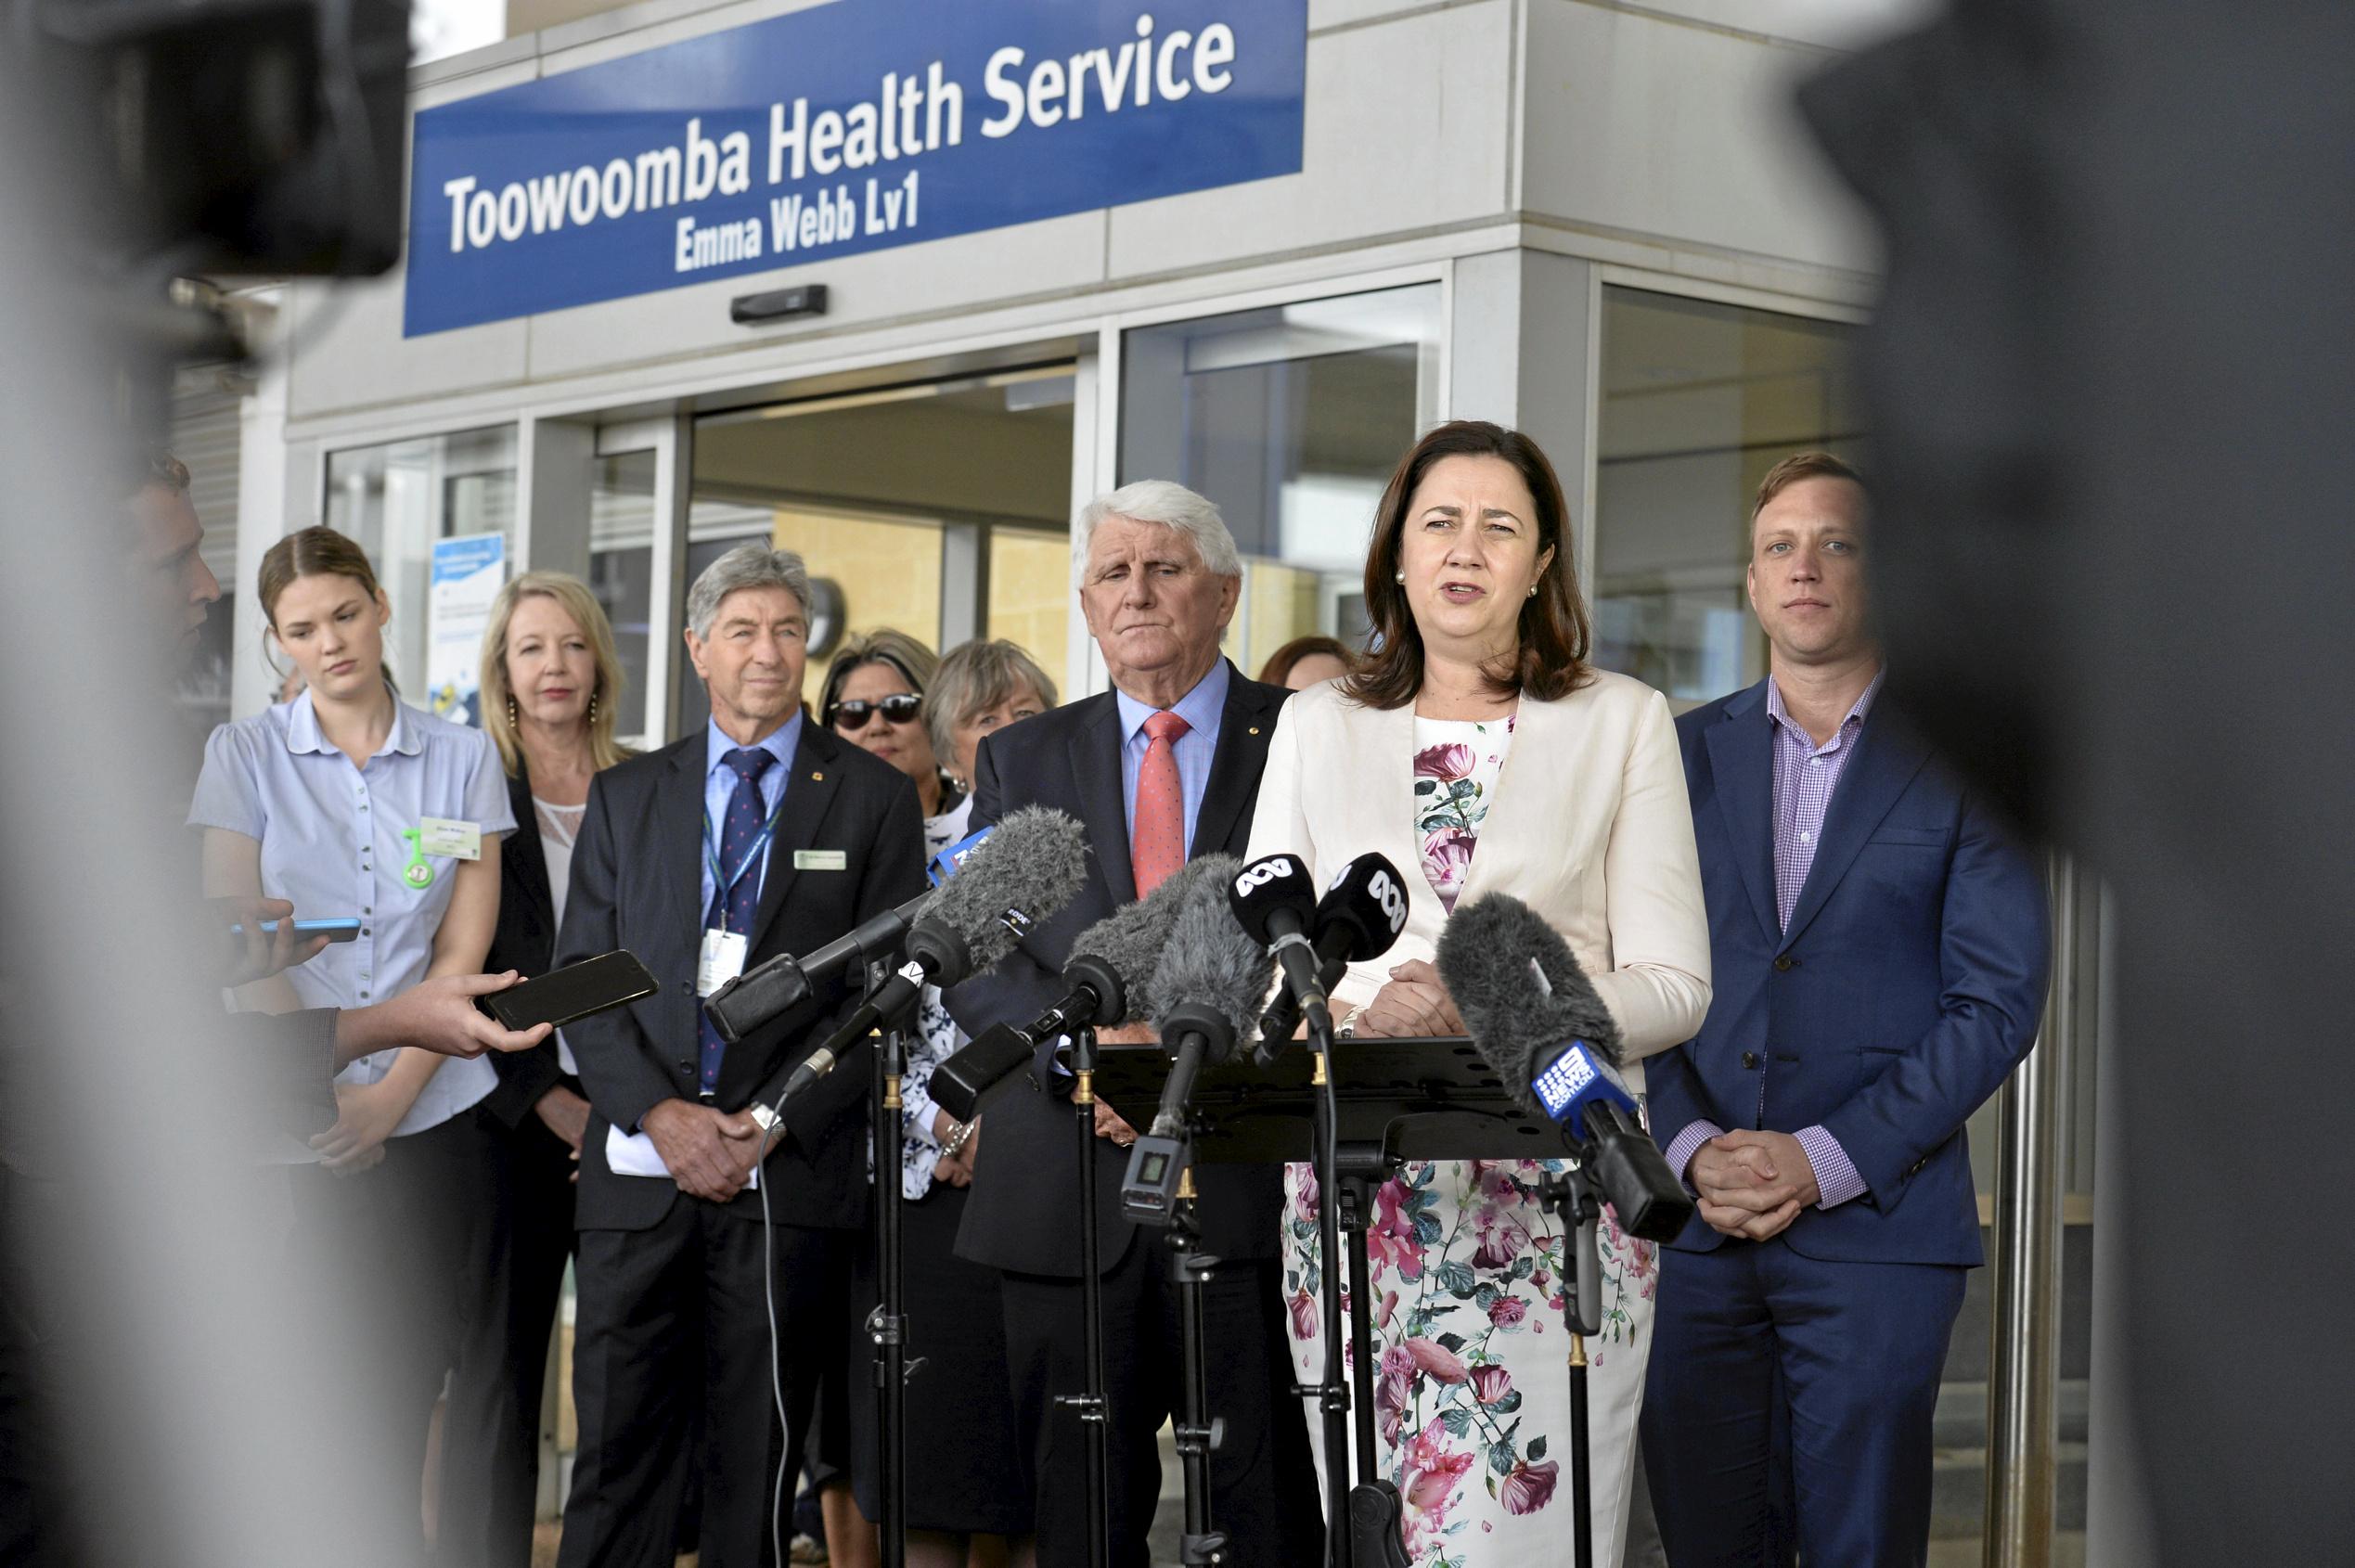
[587,690,598,724]
[1527,584,1538,598]
[507,695,518,727]
[1395,569,1407,585]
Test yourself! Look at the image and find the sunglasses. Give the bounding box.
[829,693,922,731]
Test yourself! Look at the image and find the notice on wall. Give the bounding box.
[428,533,507,728]
[403,0,1307,335]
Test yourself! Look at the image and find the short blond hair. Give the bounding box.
[480,572,634,776]
[1751,452,1864,522]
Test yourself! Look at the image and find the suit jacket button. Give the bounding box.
[1742,1050,1760,1070]
[1773,954,1797,971]
[677,1059,693,1073]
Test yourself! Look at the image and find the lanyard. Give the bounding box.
[703,786,788,915]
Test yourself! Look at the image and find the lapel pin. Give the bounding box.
[811,771,824,781]
[1248,726,1261,736]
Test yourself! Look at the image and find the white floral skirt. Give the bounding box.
[1279,1158,1658,1568]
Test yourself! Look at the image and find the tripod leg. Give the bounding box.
[1341,1186,1408,1568]
[1569,1336,1593,1568]
[1061,1061,1112,1568]
[875,1037,907,1568]
[1169,1173,1228,1567]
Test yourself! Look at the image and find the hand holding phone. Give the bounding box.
[477,951,660,1033]
[211,897,342,988]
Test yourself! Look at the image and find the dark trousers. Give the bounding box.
[1640,1237,1967,1568]
[999,1241,1319,1568]
[293,1109,498,1562]
[439,1110,578,1568]
[559,1200,849,1568]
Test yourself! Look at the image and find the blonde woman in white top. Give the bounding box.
[1245,421,1710,1568]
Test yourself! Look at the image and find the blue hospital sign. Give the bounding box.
[403,0,1308,335]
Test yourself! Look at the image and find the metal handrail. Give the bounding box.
[1983,855,2076,1567]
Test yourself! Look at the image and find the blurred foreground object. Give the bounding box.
[24,0,411,277]
[1798,3,2353,1562]
[0,4,417,1565]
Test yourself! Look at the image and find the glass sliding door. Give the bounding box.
[1118,283,1443,677]
[682,366,1077,739]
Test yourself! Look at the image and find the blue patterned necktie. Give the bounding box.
[697,745,778,1094]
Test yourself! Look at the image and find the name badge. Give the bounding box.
[793,849,847,871]
[698,929,750,996]
[418,817,483,860]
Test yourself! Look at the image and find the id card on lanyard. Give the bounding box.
[698,794,785,997]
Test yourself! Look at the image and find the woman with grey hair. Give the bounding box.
[819,628,1037,1565]
[928,637,1061,809]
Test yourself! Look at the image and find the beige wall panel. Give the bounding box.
[770,508,945,708]
[285,276,531,421]
[1521,1,1877,274]
[986,531,1075,703]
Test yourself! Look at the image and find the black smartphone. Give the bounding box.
[480,950,660,1032]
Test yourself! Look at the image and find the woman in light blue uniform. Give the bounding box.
[189,525,512,1553]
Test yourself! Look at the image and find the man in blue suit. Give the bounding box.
[1640,453,2050,1566]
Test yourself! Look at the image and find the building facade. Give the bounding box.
[238,1,2104,1553]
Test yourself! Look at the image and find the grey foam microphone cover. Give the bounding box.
[1435,892,1627,1072]
[1147,854,1266,1064]
[1066,854,1234,1025]
[917,805,1090,977]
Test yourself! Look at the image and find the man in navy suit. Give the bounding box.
[1641,454,2050,1566]
[946,481,1316,1568]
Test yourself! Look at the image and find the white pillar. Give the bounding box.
[231,294,290,720]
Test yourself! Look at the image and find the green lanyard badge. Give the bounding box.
[400,827,435,890]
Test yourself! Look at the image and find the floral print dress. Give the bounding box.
[1278,714,1661,1568]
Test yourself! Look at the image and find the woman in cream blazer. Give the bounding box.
[1245,421,1709,1568]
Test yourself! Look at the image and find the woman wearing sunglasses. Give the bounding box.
[816,629,1032,1568]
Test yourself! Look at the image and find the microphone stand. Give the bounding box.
[1320,1035,1410,1568]
[1165,1158,1228,1567]
[1055,1024,1113,1568]
[1537,1152,1605,1568]
[1302,1017,1389,1568]
[864,957,921,1568]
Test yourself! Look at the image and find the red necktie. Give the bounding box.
[1130,710,1191,897]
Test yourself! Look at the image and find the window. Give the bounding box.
[1591,288,1861,706]
[588,451,656,744]
[324,425,518,698]
[1119,284,1443,677]
[684,367,1076,739]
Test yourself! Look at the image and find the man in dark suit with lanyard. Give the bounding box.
[554,544,927,1568]
[1641,456,2050,1566]
[947,481,1319,1568]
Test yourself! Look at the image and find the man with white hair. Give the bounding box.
[948,482,1319,1566]
[554,544,929,1568]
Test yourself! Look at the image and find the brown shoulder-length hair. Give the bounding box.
[1343,420,1593,710]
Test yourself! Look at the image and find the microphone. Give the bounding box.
[1227,854,1332,1036]
[927,855,1228,1124]
[708,892,928,1047]
[1122,857,1267,1224]
[1435,893,1695,1243]
[928,822,994,886]
[753,807,1089,1108]
[706,823,997,1047]
[1255,852,1413,1057]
